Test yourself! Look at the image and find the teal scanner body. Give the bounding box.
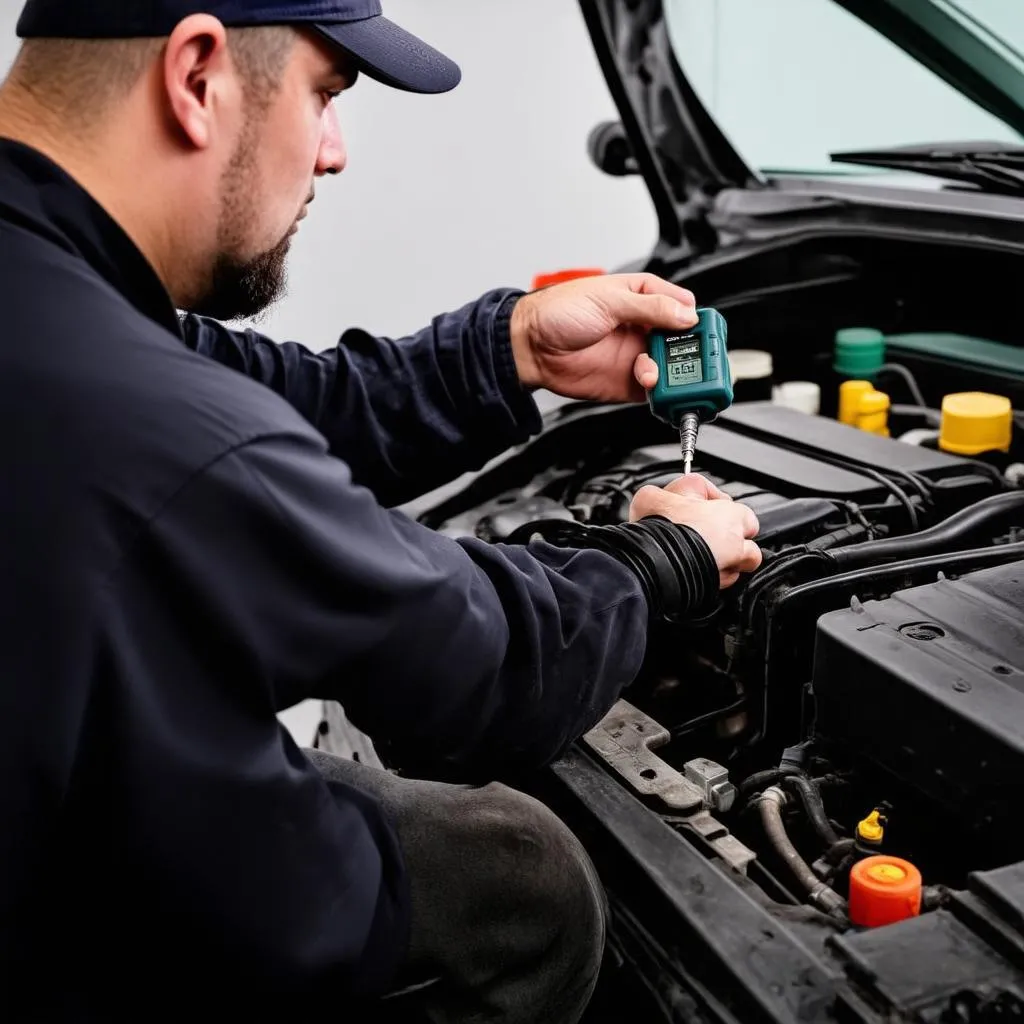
[646,307,733,427]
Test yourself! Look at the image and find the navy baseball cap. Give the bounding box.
[16,1,462,95]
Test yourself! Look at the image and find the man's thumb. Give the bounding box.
[616,291,695,330]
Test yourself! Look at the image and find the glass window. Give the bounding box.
[664,0,1024,176]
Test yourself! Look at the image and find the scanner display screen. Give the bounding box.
[666,336,703,387]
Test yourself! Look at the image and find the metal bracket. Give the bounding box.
[583,699,703,810]
[582,699,755,873]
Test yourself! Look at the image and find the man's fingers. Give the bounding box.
[663,475,729,500]
[740,539,763,573]
[742,505,760,538]
[628,485,664,522]
[634,352,659,390]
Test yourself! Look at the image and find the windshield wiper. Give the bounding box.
[829,141,1024,196]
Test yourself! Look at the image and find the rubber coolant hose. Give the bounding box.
[827,491,1024,569]
[759,787,846,916]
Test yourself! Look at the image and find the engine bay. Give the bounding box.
[405,359,1024,1021]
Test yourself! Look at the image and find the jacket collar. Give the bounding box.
[0,138,184,340]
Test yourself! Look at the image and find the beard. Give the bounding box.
[197,234,291,323]
[189,114,295,323]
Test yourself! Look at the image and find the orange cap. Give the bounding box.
[849,855,922,927]
[531,268,604,290]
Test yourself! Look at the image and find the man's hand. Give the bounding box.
[511,273,696,401]
[630,475,763,588]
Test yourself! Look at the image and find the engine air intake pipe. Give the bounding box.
[826,491,1024,570]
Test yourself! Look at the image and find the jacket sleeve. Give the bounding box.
[126,429,650,780]
[179,289,543,507]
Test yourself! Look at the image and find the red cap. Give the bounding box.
[849,855,922,928]
[531,268,605,291]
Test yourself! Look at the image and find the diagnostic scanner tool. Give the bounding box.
[647,307,733,473]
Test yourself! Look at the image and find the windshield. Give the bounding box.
[664,0,1024,179]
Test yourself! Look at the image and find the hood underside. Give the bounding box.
[580,0,1024,261]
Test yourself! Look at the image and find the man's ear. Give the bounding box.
[162,14,236,151]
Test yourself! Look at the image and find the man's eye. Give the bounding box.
[321,90,341,104]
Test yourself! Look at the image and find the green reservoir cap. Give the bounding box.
[834,327,885,377]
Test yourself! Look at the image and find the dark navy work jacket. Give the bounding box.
[0,139,648,1020]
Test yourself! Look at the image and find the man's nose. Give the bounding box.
[316,104,347,176]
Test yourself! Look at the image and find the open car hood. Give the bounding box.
[580,0,1024,265]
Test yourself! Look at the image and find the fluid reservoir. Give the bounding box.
[849,855,922,928]
[939,392,1012,455]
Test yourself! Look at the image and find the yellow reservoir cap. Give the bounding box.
[839,379,872,425]
[855,389,890,436]
[939,392,1012,455]
[857,809,886,843]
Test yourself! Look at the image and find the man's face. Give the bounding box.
[192,33,350,321]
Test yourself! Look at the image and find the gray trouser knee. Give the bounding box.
[304,749,607,1024]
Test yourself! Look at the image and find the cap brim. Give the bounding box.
[313,18,461,95]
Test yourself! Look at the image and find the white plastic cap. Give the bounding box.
[730,349,773,380]
[772,381,821,415]
[1005,463,1024,487]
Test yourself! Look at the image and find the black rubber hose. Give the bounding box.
[827,491,1024,568]
[879,362,929,410]
[738,766,803,800]
[741,550,832,630]
[783,775,842,848]
[824,838,857,865]
[669,696,747,738]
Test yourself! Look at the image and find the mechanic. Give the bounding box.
[0,1,761,1021]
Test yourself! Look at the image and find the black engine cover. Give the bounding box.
[812,559,1024,839]
[719,402,970,479]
